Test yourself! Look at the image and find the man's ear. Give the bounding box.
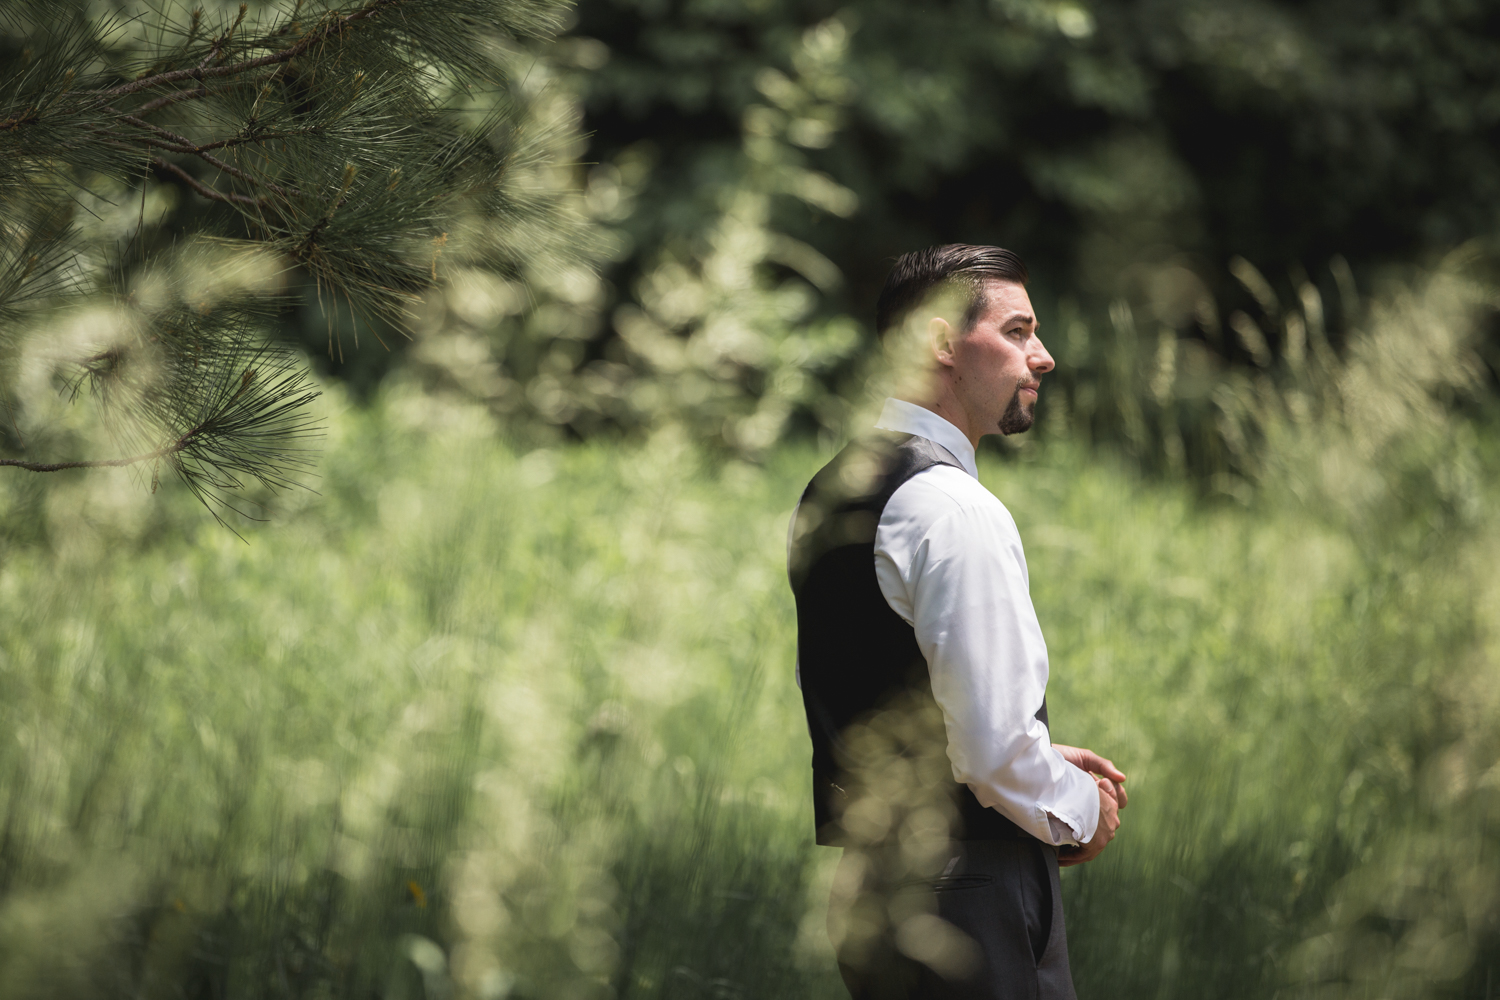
[928,317,957,368]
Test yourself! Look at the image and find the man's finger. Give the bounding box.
[1111,779,1129,809]
[1090,754,1127,784]
[1097,776,1119,812]
[1066,747,1127,784]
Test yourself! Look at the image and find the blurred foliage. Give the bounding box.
[1043,245,1500,486]
[1,264,1499,998]
[437,0,1500,460]
[7,2,1500,997]
[0,0,592,518]
[570,0,1500,332]
[408,12,862,454]
[0,385,831,999]
[16,0,1499,478]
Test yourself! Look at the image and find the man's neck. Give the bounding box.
[896,392,980,449]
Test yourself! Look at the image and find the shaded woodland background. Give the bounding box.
[2,1,1500,998]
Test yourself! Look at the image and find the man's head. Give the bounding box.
[876,244,1055,443]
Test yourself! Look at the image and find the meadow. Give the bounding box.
[1,269,1499,1000]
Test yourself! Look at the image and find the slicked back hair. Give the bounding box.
[874,244,1029,338]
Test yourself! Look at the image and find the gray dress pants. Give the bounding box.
[833,839,1077,1000]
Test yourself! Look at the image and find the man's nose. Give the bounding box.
[1029,336,1055,374]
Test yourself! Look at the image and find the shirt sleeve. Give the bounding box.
[881,496,1100,846]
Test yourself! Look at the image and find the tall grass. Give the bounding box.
[0,262,1497,999]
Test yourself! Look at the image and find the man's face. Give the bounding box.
[948,279,1055,437]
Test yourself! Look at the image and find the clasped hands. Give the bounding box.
[1051,744,1126,868]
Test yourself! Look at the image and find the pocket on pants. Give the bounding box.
[1023,842,1054,965]
[931,874,995,893]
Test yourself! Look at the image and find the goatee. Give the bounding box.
[998,387,1035,435]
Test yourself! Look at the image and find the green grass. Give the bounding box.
[1,375,1498,1000]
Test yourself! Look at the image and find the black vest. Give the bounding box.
[790,432,1044,846]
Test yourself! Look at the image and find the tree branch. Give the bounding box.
[198,3,249,71]
[0,426,201,473]
[135,86,208,116]
[193,128,321,154]
[130,129,307,157]
[150,157,266,207]
[99,0,404,101]
[117,113,303,199]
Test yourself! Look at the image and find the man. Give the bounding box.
[788,245,1127,1000]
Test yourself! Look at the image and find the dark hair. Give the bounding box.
[874,244,1029,337]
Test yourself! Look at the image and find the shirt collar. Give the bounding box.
[873,398,979,479]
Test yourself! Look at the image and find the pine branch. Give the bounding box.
[98,0,406,101]
[196,3,249,71]
[149,127,322,155]
[148,157,266,207]
[0,200,77,324]
[135,86,207,116]
[114,112,304,199]
[4,344,321,547]
[0,0,585,524]
[0,440,188,472]
[12,324,323,521]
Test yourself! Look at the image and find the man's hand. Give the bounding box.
[1058,779,1120,867]
[1052,743,1128,809]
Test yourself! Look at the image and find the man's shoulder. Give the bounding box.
[800,431,960,507]
[882,463,1015,532]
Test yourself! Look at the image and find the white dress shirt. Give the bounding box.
[872,398,1100,846]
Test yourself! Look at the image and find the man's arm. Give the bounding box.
[888,492,1102,846]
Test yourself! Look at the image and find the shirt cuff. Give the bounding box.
[1046,812,1079,846]
[1042,782,1098,846]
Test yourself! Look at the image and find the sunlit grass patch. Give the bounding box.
[0,282,1497,1000]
